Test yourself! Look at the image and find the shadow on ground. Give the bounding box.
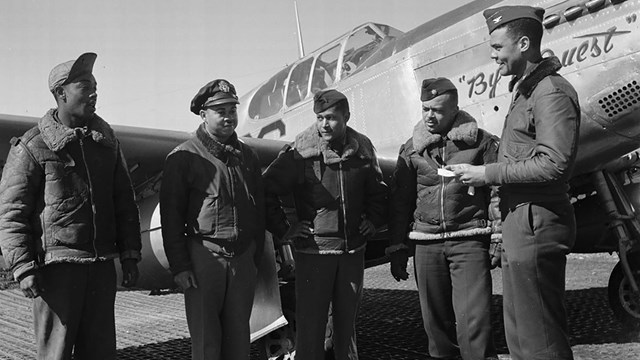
[116,286,638,360]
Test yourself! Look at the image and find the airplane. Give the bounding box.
[1,0,640,359]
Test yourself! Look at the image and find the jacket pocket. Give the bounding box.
[44,161,88,203]
[196,194,219,236]
[50,197,93,245]
[313,204,340,235]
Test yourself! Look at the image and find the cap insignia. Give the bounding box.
[431,89,438,95]
[493,16,503,23]
[219,81,230,93]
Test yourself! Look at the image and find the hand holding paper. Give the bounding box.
[444,164,488,187]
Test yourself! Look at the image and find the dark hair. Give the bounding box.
[504,18,543,49]
[331,99,350,115]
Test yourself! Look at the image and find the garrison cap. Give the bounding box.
[421,77,457,101]
[190,79,239,115]
[483,5,545,34]
[48,52,97,92]
[313,89,349,114]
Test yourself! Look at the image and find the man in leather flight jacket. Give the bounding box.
[388,78,499,360]
[263,89,388,360]
[0,53,141,359]
[160,79,264,360]
[449,6,581,360]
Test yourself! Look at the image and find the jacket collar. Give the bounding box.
[195,123,242,160]
[509,56,562,97]
[39,109,117,152]
[292,124,375,164]
[412,110,478,155]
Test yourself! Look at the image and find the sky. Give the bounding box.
[1,0,472,132]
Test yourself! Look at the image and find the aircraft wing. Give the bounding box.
[0,113,191,191]
[0,114,39,172]
[0,113,290,190]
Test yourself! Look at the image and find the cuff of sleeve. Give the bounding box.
[119,250,141,263]
[13,261,37,282]
[170,264,192,276]
[384,243,410,256]
[485,163,500,185]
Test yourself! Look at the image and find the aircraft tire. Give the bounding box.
[257,308,296,360]
[258,282,296,360]
[607,259,640,330]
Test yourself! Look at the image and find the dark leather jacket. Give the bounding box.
[389,111,498,250]
[485,56,580,206]
[0,109,141,281]
[263,125,388,254]
[160,125,264,275]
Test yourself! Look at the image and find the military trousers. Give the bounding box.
[295,251,364,360]
[414,236,496,360]
[184,240,257,360]
[33,260,117,360]
[501,200,575,360]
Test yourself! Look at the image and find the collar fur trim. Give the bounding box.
[195,123,241,160]
[292,125,375,164]
[39,109,117,152]
[412,110,478,154]
[509,56,562,97]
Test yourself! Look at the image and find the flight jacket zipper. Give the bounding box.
[77,131,99,259]
[338,161,348,250]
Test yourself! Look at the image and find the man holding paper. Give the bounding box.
[387,77,499,360]
[447,6,580,359]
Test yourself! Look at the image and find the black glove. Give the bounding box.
[390,250,409,281]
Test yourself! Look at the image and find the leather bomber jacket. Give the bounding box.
[485,56,581,205]
[389,110,499,248]
[0,109,141,281]
[160,125,265,275]
[263,125,388,255]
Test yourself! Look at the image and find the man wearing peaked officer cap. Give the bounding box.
[0,52,142,359]
[447,5,581,360]
[189,79,240,115]
[160,79,265,360]
[263,88,387,359]
[388,76,499,360]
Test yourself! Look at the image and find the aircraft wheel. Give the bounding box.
[257,309,296,360]
[608,259,640,330]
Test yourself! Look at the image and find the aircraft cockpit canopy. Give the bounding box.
[248,23,403,120]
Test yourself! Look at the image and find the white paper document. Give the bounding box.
[437,168,456,177]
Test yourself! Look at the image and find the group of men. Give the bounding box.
[0,5,580,360]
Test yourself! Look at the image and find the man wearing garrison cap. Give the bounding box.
[388,77,499,360]
[447,6,581,360]
[160,79,265,360]
[0,53,142,359]
[263,89,388,359]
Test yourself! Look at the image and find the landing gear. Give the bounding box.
[258,309,296,360]
[590,170,640,329]
[608,256,640,330]
[258,281,296,360]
